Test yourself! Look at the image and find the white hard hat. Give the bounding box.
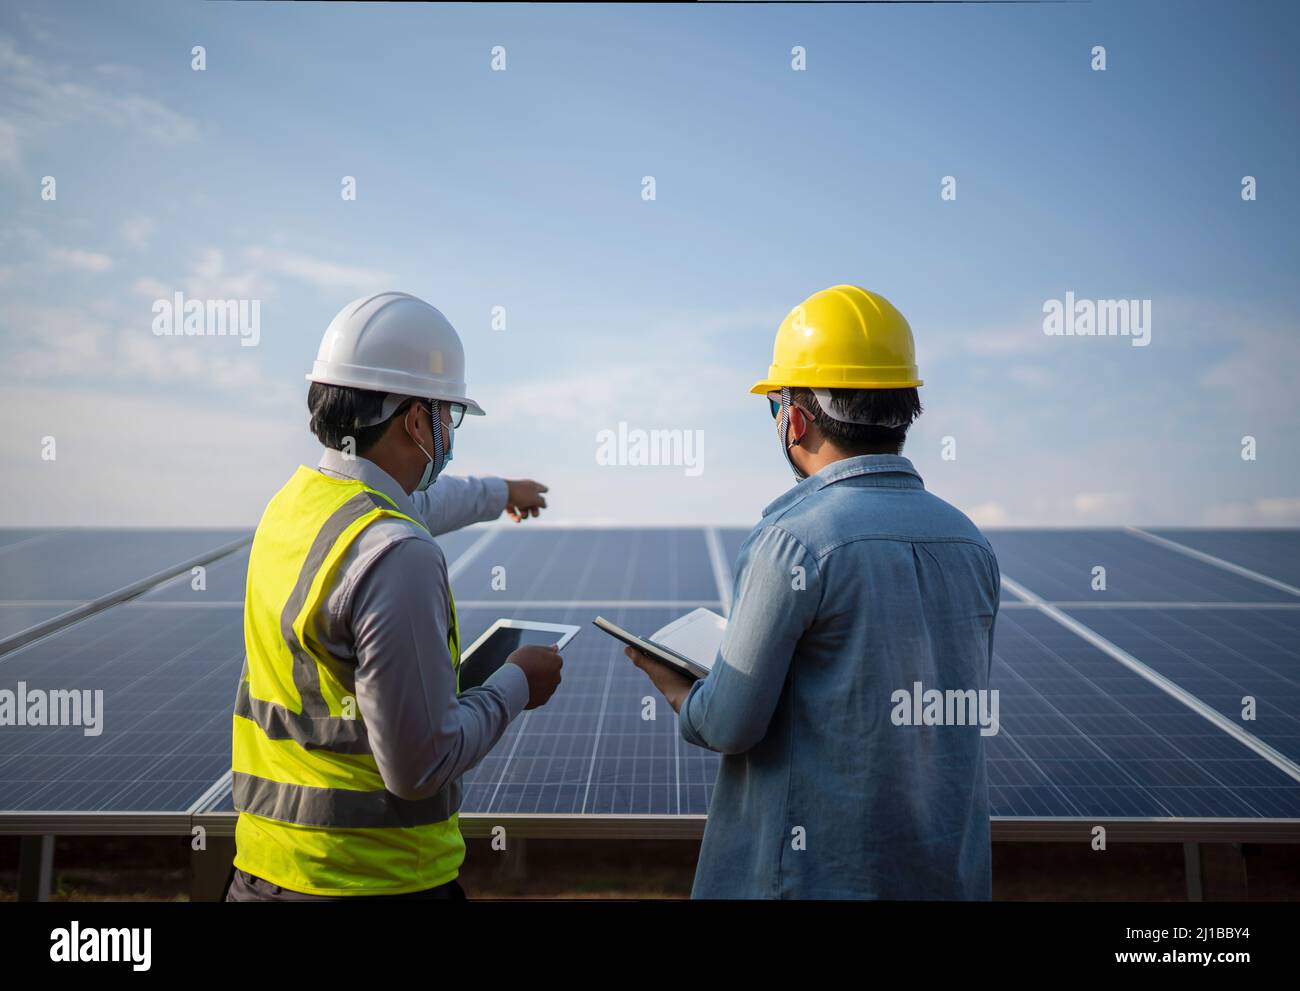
[306,291,485,416]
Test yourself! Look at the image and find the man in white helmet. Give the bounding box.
[226,292,563,901]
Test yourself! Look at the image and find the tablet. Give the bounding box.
[592,614,720,681]
[458,619,580,691]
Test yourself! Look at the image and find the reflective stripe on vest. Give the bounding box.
[231,466,464,895]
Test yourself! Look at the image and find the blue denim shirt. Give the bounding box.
[680,455,1000,899]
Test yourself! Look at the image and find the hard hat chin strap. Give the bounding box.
[778,387,808,483]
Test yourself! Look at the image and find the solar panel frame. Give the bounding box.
[2,525,1299,846]
[0,529,248,603]
[1145,528,1300,592]
[1056,606,1300,767]
[988,529,1296,603]
[0,604,243,814]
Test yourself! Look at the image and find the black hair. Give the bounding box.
[788,386,922,455]
[307,382,415,457]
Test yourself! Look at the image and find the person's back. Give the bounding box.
[686,454,999,899]
[618,285,1001,899]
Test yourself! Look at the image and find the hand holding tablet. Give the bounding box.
[458,620,579,707]
[592,608,726,681]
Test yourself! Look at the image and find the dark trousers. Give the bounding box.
[224,867,467,902]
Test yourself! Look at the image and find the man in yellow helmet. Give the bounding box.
[627,285,1001,899]
[226,292,564,901]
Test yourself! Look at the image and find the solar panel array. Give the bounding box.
[1,525,1297,832]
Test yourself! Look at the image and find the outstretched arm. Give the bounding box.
[410,476,549,534]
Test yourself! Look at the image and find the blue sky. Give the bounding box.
[2,0,1297,527]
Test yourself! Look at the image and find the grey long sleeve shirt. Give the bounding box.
[311,448,529,802]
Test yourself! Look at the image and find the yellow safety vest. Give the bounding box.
[231,466,463,896]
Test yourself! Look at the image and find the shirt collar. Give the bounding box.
[317,448,418,518]
[761,454,924,518]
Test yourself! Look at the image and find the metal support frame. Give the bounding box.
[1183,842,1203,901]
[17,834,54,902]
[2,812,1299,843]
[190,834,238,902]
[493,836,528,883]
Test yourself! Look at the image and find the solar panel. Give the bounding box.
[0,529,247,643]
[0,529,246,603]
[988,529,1293,603]
[450,528,722,604]
[0,604,242,812]
[138,528,489,603]
[1148,529,1300,590]
[455,603,1300,820]
[0,605,78,642]
[986,609,1300,819]
[0,529,63,551]
[457,606,719,816]
[1,526,1297,838]
[1055,607,1300,767]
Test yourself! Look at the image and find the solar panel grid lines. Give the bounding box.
[987,530,1296,603]
[0,531,252,655]
[449,528,721,603]
[0,529,249,603]
[1148,529,1300,591]
[1128,527,1300,598]
[1058,607,1300,767]
[984,610,1300,819]
[445,527,500,582]
[0,606,244,812]
[1002,574,1300,789]
[1,526,1299,838]
[451,545,724,818]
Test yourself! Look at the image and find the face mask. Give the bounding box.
[409,400,452,491]
[776,387,808,482]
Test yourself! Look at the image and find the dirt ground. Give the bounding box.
[1,835,1297,901]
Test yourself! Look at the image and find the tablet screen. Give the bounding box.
[458,625,569,691]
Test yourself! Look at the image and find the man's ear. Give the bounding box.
[402,401,425,445]
[788,404,811,444]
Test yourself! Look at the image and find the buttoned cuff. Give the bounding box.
[677,678,709,748]
[486,660,531,718]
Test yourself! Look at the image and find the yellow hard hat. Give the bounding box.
[750,285,923,394]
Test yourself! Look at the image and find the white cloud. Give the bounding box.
[967,502,1009,527]
[1199,327,1300,422]
[1006,364,1053,388]
[0,297,292,407]
[133,245,392,304]
[47,247,112,272]
[1203,498,1300,526]
[0,118,17,169]
[0,384,309,526]
[131,276,170,298]
[243,246,392,294]
[187,248,274,301]
[120,216,154,250]
[0,34,199,170]
[3,304,113,377]
[921,311,1056,366]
